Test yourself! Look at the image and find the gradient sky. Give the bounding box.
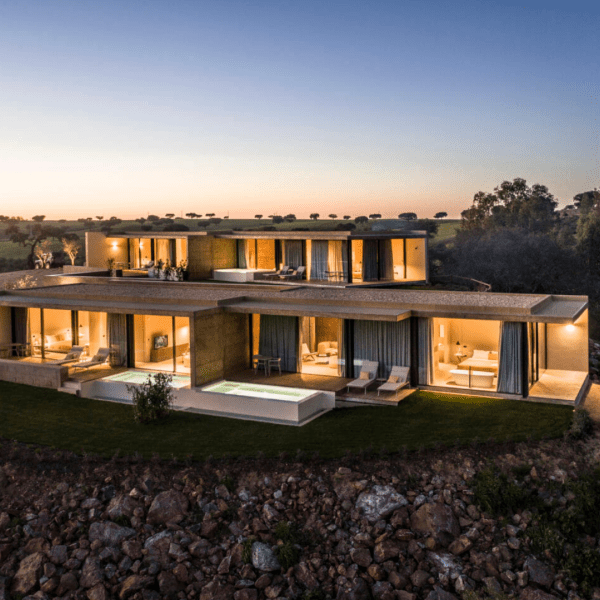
[1,0,598,219]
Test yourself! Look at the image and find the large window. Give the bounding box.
[133,315,190,373]
[300,317,344,376]
[432,317,500,391]
[77,311,108,358]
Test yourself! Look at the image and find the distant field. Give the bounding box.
[0,218,461,261]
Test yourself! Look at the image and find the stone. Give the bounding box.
[295,563,319,589]
[411,503,460,546]
[520,588,561,600]
[448,535,472,555]
[158,571,181,597]
[119,575,154,599]
[373,540,399,563]
[251,542,280,572]
[350,547,372,568]
[355,486,408,522]
[524,557,554,589]
[218,555,232,574]
[56,572,78,595]
[426,586,459,600]
[336,576,371,600]
[397,592,417,600]
[371,581,395,600]
[147,490,189,524]
[367,564,386,580]
[11,552,44,596]
[234,590,258,600]
[80,557,103,588]
[87,583,109,600]
[143,530,174,566]
[48,544,68,565]
[107,495,137,520]
[427,552,463,579]
[89,521,135,546]
[411,570,430,588]
[122,540,142,560]
[388,571,408,589]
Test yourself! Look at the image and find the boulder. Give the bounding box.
[336,577,371,600]
[520,588,561,600]
[89,521,135,546]
[80,557,103,589]
[119,575,154,600]
[107,495,137,520]
[411,503,460,546]
[373,540,400,563]
[524,557,554,589]
[350,547,372,568]
[144,530,174,566]
[87,584,109,600]
[11,552,44,596]
[147,490,189,525]
[426,586,459,600]
[294,563,319,589]
[355,485,408,522]
[251,542,280,572]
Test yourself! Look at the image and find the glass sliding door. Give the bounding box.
[300,316,344,376]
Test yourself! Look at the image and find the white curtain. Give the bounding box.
[417,317,433,385]
[328,241,348,281]
[311,241,328,280]
[353,319,410,378]
[497,322,523,395]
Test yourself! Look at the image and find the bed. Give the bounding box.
[458,349,498,373]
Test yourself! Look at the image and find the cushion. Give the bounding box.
[472,349,489,360]
[359,371,370,380]
[489,351,499,360]
[388,375,399,383]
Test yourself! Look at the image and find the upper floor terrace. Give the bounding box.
[85,229,429,287]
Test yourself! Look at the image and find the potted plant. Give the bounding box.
[176,260,189,281]
[157,260,167,280]
[106,257,117,277]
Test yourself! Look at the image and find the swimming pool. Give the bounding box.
[102,371,190,389]
[213,268,274,282]
[202,381,314,401]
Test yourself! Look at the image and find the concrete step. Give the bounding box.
[58,380,81,395]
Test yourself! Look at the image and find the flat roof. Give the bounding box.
[106,230,428,240]
[1,278,588,323]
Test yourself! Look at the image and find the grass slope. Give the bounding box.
[0,382,572,459]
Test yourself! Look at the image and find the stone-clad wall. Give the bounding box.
[0,307,11,347]
[193,312,249,386]
[187,237,213,280]
[0,360,67,389]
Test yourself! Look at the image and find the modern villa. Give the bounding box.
[0,229,589,425]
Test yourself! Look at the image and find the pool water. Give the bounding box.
[103,371,190,389]
[202,381,314,402]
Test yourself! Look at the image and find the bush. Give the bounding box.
[472,465,530,516]
[129,373,174,424]
[274,540,301,570]
[566,408,594,440]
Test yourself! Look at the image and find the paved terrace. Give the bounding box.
[0,275,588,323]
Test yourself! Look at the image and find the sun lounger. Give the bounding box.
[263,266,290,280]
[346,360,379,394]
[71,347,111,371]
[46,346,85,365]
[279,266,305,280]
[377,366,410,396]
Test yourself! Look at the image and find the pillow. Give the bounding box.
[388,375,399,383]
[472,349,489,360]
[359,371,371,380]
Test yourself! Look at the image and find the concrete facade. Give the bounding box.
[0,359,67,388]
[193,312,249,386]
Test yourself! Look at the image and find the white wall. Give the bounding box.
[546,310,588,372]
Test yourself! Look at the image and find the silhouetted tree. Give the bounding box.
[434,212,448,219]
[31,215,46,222]
[369,213,381,219]
[5,222,65,268]
[309,213,320,220]
[328,214,338,219]
[255,215,263,220]
[343,215,351,220]
[272,216,284,224]
[399,212,417,221]
[355,216,369,225]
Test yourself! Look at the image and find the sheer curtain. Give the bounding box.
[328,241,348,281]
[311,241,328,280]
[362,240,378,281]
[258,315,298,372]
[497,322,523,395]
[378,240,394,280]
[417,317,433,385]
[107,313,127,366]
[284,241,303,269]
[353,319,410,378]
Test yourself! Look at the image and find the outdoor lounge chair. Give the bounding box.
[71,347,111,371]
[301,343,317,362]
[377,366,410,397]
[263,266,290,280]
[279,265,305,280]
[46,346,85,366]
[346,360,379,395]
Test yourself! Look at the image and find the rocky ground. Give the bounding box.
[1,428,600,600]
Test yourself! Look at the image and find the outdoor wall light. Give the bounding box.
[566,324,575,332]
[111,242,118,250]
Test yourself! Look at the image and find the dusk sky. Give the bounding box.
[1,0,598,220]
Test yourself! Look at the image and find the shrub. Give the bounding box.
[129,373,174,424]
[566,408,594,440]
[472,465,530,516]
[241,537,255,564]
[274,540,301,570]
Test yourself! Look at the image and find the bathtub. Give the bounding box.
[450,369,495,389]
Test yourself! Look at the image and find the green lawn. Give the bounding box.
[0,382,573,459]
